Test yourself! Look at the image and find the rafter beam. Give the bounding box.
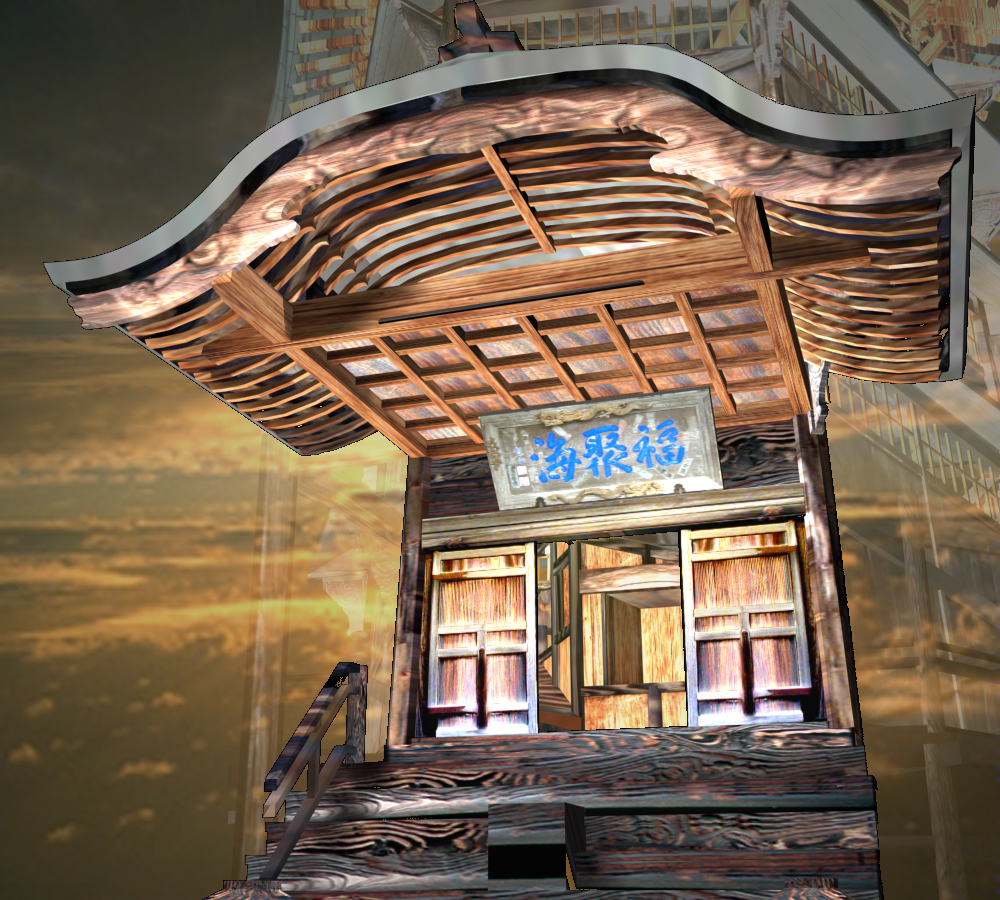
[593,304,653,393]
[673,292,736,415]
[288,347,428,457]
[370,336,484,444]
[515,315,587,402]
[481,145,555,254]
[442,325,523,409]
[729,187,813,415]
[202,234,869,361]
[210,267,425,457]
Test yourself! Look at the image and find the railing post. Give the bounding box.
[345,664,368,764]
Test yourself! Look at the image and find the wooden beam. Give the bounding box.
[593,304,653,393]
[202,234,870,360]
[481,145,556,254]
[441,325,522,409]
[387,456,432,747]
[729,188,813,415]
[213,265,292,343]
[515,316,587,402]
[287,347,427,457]
[673,292,736,415]
[370,336,484,444]
[579,563,681,594]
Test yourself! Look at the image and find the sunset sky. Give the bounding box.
[3,3,999,900]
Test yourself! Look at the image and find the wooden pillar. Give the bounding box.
[387,456,432,746]
[793,415,861,741]
[899,493,967,900]
[569,541,584,719]
[344,664,368,764]
[231,436,297,875]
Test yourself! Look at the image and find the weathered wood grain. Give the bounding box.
[387,456,431,746]
[716,421,799,490]
[270,888,879,900]
[284,775,875,826]
[487,804,875,849]
[569,846,880,891]
[422,483,806,548]
[248,819,487,892]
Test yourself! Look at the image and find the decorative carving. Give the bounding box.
[536,400,653,427]
[438,1,523,62]
[807,359,831,436]
[391,0,445,68]
[546,481,667,505]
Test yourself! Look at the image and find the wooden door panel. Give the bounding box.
[683,522,811,725]
[428,544,537,736]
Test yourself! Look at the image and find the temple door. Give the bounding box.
[427,544,538,736]
[681,522,812,725]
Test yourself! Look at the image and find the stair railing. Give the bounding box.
[258,661,368,882]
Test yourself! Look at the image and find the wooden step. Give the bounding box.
[247,818,487,893]
[487,790,876,845]
[236,887,880,900]
[297,744,868,797]
[285,775,876,825]
[402,723,855,755]
[567,845,880,892]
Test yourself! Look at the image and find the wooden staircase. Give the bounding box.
[242,723,880,898]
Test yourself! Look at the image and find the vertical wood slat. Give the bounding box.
[344,665,368,764]
[569,542,584,719]
[793,416,859,739]
[899,493,968,900]
[387,456,432,747]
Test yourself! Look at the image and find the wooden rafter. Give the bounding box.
[514,315,587,402]
[592,304,653,393]
[369,336,484,444]
[203,233,869,361]
[673,292,737,416]
[288,347,428,457]
[729,187,813,415]
[441,325,523,409]
[481,144,556,254]
[213,266,292,344]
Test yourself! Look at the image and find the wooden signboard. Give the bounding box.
[426,544,538,736]
[480,388,723,510]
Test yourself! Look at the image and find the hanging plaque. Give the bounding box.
[480,387,723,510]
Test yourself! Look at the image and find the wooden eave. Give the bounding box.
[47,59,971,458]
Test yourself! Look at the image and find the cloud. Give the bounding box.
[8,743,40,764]
[150,691,185,709]
[2,598,355,661]
[46,825,78,843]
[24,697,55,717]
[0,559,146,589]
[116,808,155,829]
[115,760,176,778]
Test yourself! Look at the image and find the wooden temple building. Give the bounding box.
[46,5,975,897]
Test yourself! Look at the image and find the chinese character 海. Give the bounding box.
[633,419,686,468]
[582,424,633,478]
[530,433,579,483]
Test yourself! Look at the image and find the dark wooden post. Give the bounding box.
[344,664,368,764]
[568,541,584,720]
[794,415,862,741]
[387,456,432,747]
[899,494,967,900]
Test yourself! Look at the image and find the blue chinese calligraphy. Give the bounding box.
[530,433,579,483]
[582,424,633,478]
[633,419,687,468]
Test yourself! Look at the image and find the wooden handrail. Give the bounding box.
[259,662,368,881]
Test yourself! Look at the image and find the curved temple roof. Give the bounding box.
[45,44,974,457]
